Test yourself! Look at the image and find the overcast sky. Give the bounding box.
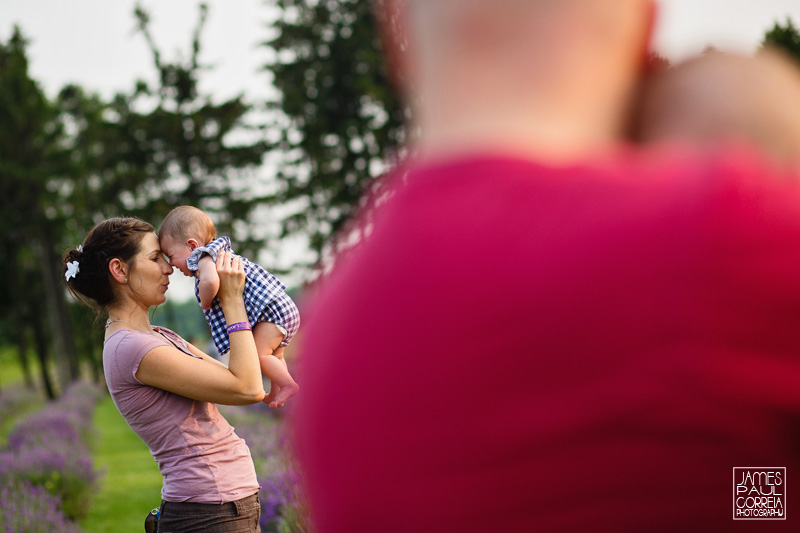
[1,0,271,100]
[4,0,800,101]
[5,0,800,298]
[654,0,800,59]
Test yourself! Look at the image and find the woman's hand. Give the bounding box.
[215,250,245,306]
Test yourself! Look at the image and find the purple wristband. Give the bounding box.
[226,321,252,335]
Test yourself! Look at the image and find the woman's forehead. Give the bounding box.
[140,232,161,251]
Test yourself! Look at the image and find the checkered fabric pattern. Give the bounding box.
[188,237,300,355]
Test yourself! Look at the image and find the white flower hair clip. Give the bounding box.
[76,245,83,252]
[65,261,80,281]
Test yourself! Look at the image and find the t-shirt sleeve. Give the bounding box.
[107,331,171,385]
[186,236,232,272]
[152,326,196,355]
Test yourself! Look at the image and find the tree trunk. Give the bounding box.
[6,246,36,390]
[30,307,56,400]
[37,229,80,385]
[14,321,34,389]
[86,341,101,383]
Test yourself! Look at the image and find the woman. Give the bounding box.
[63,217,264,532]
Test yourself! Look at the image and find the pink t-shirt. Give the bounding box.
[293,146,800,532]
[103,326,259,503]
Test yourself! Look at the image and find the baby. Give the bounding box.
[632,49,800,168]
[159,206,300,408]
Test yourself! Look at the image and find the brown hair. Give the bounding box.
[159,206,217,245]
[63,217,154,312]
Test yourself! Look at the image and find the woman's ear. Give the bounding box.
[108,258,128,284]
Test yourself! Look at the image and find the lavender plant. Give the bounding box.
[0,381,102,523]
[0,443,96,520]
[0,384,42,440]
[0,384,41,419]
[221,403,313,533]
[0,479,81,533]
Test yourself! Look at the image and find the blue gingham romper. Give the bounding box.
[186,236,300,356]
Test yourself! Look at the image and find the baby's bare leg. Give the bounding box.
[253,322,299,408]
[272,346,289,370]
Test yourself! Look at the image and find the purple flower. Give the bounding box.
[220,404,312,532]
[0,479,80,533]
[0,381,102,522]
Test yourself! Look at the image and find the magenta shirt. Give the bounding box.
[293,148,800,531]
[103,326,259,503]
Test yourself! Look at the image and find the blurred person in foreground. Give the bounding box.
[64,218,264,532]
[291,0,800,531]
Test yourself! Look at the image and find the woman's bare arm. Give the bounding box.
[136,251,264,404]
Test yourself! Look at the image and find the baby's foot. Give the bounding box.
[262,390,275,406]
[269,381,300,408]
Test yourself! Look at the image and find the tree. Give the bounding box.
[1,3,273,394]
[56,3,270,258]
[264,0,406,263]
[763,17,800,62]
[0,27,77,396]
[44,3,274,384]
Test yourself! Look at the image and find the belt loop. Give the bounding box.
[234,498,243,516]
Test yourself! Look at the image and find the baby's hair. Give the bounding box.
[63,217,155,313]
[159,206,217,245]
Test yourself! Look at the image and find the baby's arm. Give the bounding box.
[196,255,221,310]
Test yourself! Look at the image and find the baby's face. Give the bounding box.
[160,235,193,277]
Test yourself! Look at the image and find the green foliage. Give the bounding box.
[57,3,270,257]
[0,29,62,225]
[0,27,51,267]
[264,0,406,259]
[763,17,800,62]
[19,469,93,521]
[155,298,210,345]
[0,27,76,392]
[0,4,273,389]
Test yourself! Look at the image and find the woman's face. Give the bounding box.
[127,232,174,306]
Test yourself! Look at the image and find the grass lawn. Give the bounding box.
[0,347,46,444]
[81,395,163,532]
[0,346,33,387]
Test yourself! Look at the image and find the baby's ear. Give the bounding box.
[187,238,200,251]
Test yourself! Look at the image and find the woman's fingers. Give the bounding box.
[216,250,229,272]
[216,250,244,271]
[216,250,246,299]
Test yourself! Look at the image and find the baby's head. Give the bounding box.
[633,49,800,168]
[159,206,217,277]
